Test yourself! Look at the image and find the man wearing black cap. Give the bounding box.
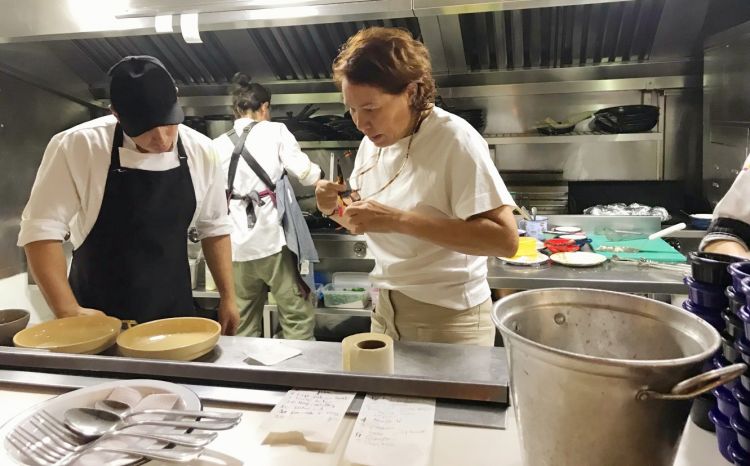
[18,55,240,334]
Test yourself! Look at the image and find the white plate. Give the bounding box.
[550,252,608,267]
[0,379,201,466]
[559,234,587,242]
[553,226,582,234]
[498,253,550,266]
[689,214,712,220]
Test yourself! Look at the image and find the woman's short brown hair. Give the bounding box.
[332,27,436,113]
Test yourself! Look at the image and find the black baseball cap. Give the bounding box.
[108,55,184,137]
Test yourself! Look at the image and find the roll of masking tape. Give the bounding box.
[342,332,395,374]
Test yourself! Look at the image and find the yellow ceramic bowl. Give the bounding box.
[116,317,220,361]
[13,315,121,354]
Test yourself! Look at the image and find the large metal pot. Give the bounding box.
[492,288,745,466]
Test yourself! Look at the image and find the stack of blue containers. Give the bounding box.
[686,252,749,464]
[730,262,750,465]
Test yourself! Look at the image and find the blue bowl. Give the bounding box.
[733,413,750,455]
[713,409,738,461]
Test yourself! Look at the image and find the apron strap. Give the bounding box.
[110,124,124,171]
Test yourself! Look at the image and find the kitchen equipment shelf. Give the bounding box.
[484,131,662,145]
[297,132,662,149]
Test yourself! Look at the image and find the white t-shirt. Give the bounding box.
[349,106,515,310]
[213,118,321,262]
[18,115,232,249]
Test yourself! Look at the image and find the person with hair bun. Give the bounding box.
[213,73,323,340]
[315,27,518,346]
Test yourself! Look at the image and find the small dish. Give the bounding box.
[549,252,608,267]
[553,226,582,234]
[497,253,550,266]
[0,309,30,346]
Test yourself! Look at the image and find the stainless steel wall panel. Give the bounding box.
[0,73,90,279]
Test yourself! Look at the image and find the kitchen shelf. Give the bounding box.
[297,132,662,149]
[484,131,662,145]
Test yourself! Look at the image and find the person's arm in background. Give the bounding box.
[19,133,105,318]
[197,145,239,335]
[700,157,750,259]
[277,124,322,186]
[202,234,238,335]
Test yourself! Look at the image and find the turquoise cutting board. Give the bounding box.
[588,234,687,263]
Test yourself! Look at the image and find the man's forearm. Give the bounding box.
[24,240,79,317]
[201,235,236,298]
[704,240,750,259]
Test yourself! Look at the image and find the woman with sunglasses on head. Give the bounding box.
[315,27,518,346]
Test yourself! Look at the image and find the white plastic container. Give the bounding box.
[204,263,217,291]
[189,259,197,289]
[322,272,371,309]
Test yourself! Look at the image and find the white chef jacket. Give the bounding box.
[212,118,321,262]
[18,115,232,249]
[349,106,516,310]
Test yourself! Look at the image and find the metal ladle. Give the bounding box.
[64,407,240,439]
[95,399,242,422]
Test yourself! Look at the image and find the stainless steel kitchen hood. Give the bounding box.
[413,0,635,16]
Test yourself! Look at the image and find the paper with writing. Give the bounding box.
[344,395,436,466]
[261,390,355,447]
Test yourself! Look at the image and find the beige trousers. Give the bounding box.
[371,289,495,346]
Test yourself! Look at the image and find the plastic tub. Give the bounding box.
[684,276,729,309]
[733,413,750,454]
[689,251,744,288]
[728,441,750,466]
[731,262,750,296]
[682,300,725,331]
[322,272,371,309]
[715,385,740,419]
[734,384,750,422]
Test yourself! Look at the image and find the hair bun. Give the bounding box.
[231,72,252,87]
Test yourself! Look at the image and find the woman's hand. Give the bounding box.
[343,200,407,234]
[315,179,347,214]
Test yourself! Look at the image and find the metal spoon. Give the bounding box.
[64,407,240,438]
[95,399,242,421]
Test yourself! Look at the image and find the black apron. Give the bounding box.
[69,123,197,322]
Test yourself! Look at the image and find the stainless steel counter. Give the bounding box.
[487,257,687,294]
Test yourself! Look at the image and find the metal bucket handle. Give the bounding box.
[636,363,747,401]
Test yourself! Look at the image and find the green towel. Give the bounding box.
[588,234,687,263]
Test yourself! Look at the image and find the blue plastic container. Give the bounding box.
[729,441,750,466]
[716,385,740,419]
[685,276,729,309]
[713,409,738,462]
[683,300,725,331]
[731,262,750,296]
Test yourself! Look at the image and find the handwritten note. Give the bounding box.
[261,389,355,449]
[344,395,436,466]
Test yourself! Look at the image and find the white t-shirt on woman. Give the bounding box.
[349,106,515,310]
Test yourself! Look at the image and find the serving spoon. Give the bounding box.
[95,399,242,421]
[64,407,239,439]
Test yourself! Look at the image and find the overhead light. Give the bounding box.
[154,14,173,33]
[180,13,202,44]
